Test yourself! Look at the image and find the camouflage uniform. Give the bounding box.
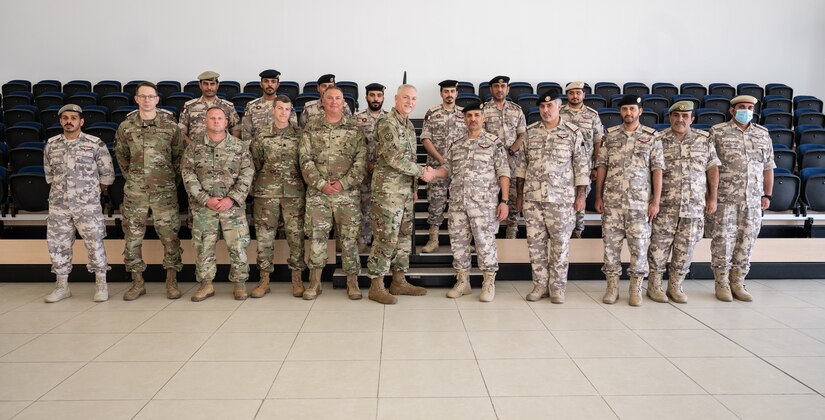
[709,120,774,275]
[44,132,115,275]
[648,128,720,278]
[597,125,665,278]
[421,104,465,228]
[560,104,604,235]
[241,97,298,143]
[516,121,589,291]
[298,115,367,275]
[366,108,423,277]
[354,109,388,244]
[250,124,307,273]
[178,97,240,142]
[181,132,254,283]
[483,99,526,233]
[299,99,352,128]
[114,110,186,274]
[442,131,510,272]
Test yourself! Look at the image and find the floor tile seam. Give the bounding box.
[0,332,43,358]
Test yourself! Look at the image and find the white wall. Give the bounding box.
[2,0,823,116]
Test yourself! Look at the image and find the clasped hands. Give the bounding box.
[206,196,235,212]
[322,179,345,195]
[420,166,437,183]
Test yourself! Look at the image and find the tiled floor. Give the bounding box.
[1,278,825,419]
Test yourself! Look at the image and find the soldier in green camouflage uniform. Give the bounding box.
[560,81,604,238]
[182,107,254,302]
[434,102,510,303]
[178,71,241,143]
[366,84,435,305]
[44,104,115,303]
[249,95,307,299]
[595,95,664,307]
[647,101,720,304]
[115,82,186,301]
[421,80,465,253]
[298,86,367,300]
[241,69,298,143]
[709,95,774,302]
[516,91,590,304]
[353,83,388,253]
[298,74,353,127]
[483,76,527,239]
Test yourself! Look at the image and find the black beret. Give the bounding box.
[317,74,336,84]
[438,80,459,88]
[489,76,510,85]
[259,69,281,79]
[365,83,385,92]
[536,89,561,106]
[617,94,642,107]
[462,101,484,113]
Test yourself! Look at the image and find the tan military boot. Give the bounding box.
[93,272,109,302]
[505,226,518,239]
[291,270,305,297]
[303,268,323,300]
[250,272,271,298]
[45,274,71,303]
[368,275,397,305]
[165,269,182,299]
[729,268,753,302]
[389,271,427,296]
[603,275,620,304]
[123,272,146,301]
[447,269,471,298]
[479,271,496,302]
[666,271,688,304]
[526,284,549,302]
[421,226,440,253]
[549,284,566,304]
[191,280,215,302]
[628,276,643,306]
[714,271,733,302]
[646,272,668,303]
[233,282,248,300]
[346,274,362,300]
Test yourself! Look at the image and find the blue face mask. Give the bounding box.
[734,109,753,124]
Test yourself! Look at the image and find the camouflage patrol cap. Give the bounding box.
[259,69,281,80]
[198,70,220,81]
[317,74,336,84]
[617,94,642,107]
[365,83,385,92]
[536,89,561,106]
[58,104,83,116]
[438,80,459,89]
[489,76,510,85]
[462,101,484,113]
[731,95,759,105]
[668,100,695,113]
[565,81,585,92]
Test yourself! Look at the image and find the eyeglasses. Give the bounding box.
[136,95,158,101]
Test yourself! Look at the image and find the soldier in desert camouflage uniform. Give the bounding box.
[249,95,307,299]
[708,95,774,302]
[182,106,254,302]
[483,76,526,239]
[178,70,241,143]
[646,100,720,304]
[594,94,664,307]
[433,102,510,302]
[299,86,367,300]
[516,91,590,304]
[115,82,186,301]
[241,69,298,143]
[298,74,353,127]
[353,83,388,253]
[560,81,604,238]
[44,104,115,303]
[420,80,466,254]
[366,84,436,305]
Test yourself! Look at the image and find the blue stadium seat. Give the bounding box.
[537,82,563,97]
[456,94,481,109]
[641,94,669,119]
[2,80,31,96]
[343,94,356,114]
[507,82,533,100]
[156,80,182,100]
[597,108,622,129]
[217,81,241,99]
[797,125,825,146]
[795,109,825,128]
[773,147,796,172]
[302,81,318,94]
[111,106,138,124]
[93,80,122,97]
[764,95,793,113]
[457,81,475,95]
[516,94,538,111]
[337,82,359,104]
[3,92,33,109]
[769,127,795,149]
[294,93,320,110]
[44,123,62,139]
[708,83,735,100]
[100,93,131,113]
[81,106,108,126]
[9,145,45,173]
[10,165,49,215]
[773,167,791,174]
[609,94,624,109]
[652,83,678,102]
[63,80,92,96]
[680,83,707,101]
[526,107,541,125]
[163,92,195,112]
[32,80,61,97]
[737,83,764,101]
[243,81,263,97]
[768,173,800,211]
[800,146,825,169]
[761,108,793,128]
[702,95,731,116]
[3,106,37,126]
[276,81,300,100]
[695,108,726,126]
[107,171,126,216]
[802,168,825,211]
[794,96,823,113]
[85,123,117,145]
[623,82,649,96]
[230,93,258,109]
[594,82,620,101]
[641,109,659,127]
[123,80,146,99]
[478,82,491,102]
[583,94,607,110]
[183,81,202,97]
[5,124,42,149]
[67,92,99,107]
[39,106,61,129]
[766,83,793,100]
[33,92,65,111]
[0,166,8,216]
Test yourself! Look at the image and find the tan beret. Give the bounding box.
[731,95,758,105]
[565,81,585,92]
[198,70,220,81]
[668,100,695,113]
[58,104,83,116]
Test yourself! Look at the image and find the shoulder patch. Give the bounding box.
[428,105,442,113]
[641,126,656,134]
[507,100,522,110]
[752,123,769,132]
[583,105,600,115]
[711,121,728,130]
[563,121,580,132]
[526,121,541,130]
[607,125,621,133]
[183,98,197,106]
[693,128,710,138]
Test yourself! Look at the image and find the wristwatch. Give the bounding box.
[507,147,515,156]
[500,199,510,205]
[762,195,772,200]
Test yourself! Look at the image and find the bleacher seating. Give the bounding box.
[456,94,481,108]
[537,82,563,98]
[93,80,122,97]
[32,80,61,97]
[652,82,678,102]
[9,165,49,214]
[456,81,475,95]
[708,83,735,99]
[737,83,764,101]
[768,171,800,212]
[34,92,65,111]
[583,94,606,109]
[156,81,182,99]
[597,108,621,129]
[276,81,300,100]
[63,80,92,96]
[217,81,241,99]
[623,82,649,96]
[594,82,620,101]
[680,83,707,100]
